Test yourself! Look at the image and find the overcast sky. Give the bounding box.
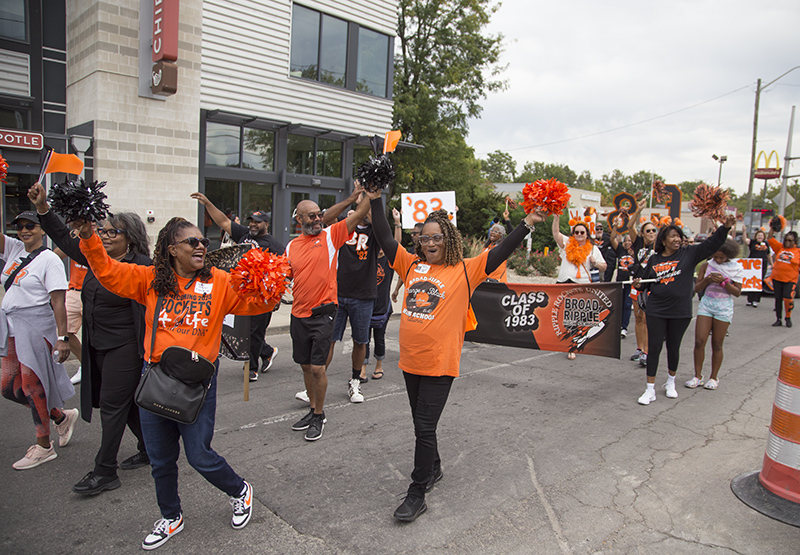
[465,0,800,198]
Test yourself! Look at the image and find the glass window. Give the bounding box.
[242,129,274,171]
[287,134,314,174]
[319,15,347,86]
[0,0,27,42]
[241,182,273,225]
[353,146,372,176]
[203,180,239,250]
[357,28,389,97]
[316,138,342,177]
[290,191,310,236]
[289,5,319,79]
[206,123,240,167]
[0,106,28,129]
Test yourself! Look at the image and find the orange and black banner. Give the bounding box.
[465,281,622,359]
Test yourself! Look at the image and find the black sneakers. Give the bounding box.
[292,409,327,435]
[305,413,325,441]
[120,451,150,470]
[72,471,121,496]
[425,468,444,493]
[393,494,427,522]
[787,318,793,328]
[773,320,783,327]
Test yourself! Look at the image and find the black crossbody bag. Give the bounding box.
[4,246,47,291]
[135,296,217,424]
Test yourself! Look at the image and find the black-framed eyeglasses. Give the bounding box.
[176,237,210,249]
[97,228,127,239]
[14,223,38,231]
[419,234,444,245]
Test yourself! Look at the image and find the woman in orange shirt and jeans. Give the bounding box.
[768,229,800,327]
[370,198,544,522]
[73,216,276,550]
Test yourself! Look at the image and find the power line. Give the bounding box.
[499,83,754,154]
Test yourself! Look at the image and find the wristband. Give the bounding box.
[522,221,536,233]
[58,335,69,343]
[721,278,730,288]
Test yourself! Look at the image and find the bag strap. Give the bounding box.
[462,261,472,307]
[4,246,47,291]
[148,296,163,364]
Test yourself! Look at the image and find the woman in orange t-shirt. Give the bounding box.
[370,199,543,523]
[74,216,274,550]
[767,229,800,327]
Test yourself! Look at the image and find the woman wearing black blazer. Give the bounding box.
[29,183,152,495]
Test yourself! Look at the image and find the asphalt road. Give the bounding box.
[1,295,799,554]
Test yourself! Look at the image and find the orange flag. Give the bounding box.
[45,152,84,175]
[383,130,401,154]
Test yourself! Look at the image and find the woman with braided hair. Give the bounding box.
[370,200,544,522]
[72,215,276,550]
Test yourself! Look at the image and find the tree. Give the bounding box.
[480,150,517,182]
[517,161,579,186]
[392,0,509,238]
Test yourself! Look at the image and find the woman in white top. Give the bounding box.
[0,211,77,470]
[551,216,606,359]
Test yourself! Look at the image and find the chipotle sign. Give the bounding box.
[151,0,179,96]
[0,129,44,151]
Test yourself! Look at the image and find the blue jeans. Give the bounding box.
[139,363,244,519]
[332,297,373,344]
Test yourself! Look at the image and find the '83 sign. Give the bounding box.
[400,191,457,229]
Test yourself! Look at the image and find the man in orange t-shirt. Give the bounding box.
[284,186,381,441]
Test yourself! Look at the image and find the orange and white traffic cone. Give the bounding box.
[732,346,800,527]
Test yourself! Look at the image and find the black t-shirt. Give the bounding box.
[749,240,770,260]
[595,234,616,265]
[630,236,654,279]
[641,225,730,319]
[337,223,379,300]
[615,244,635,282]
[230,222,285,255]
[373,255,395,316]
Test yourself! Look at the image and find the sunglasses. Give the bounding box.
[176,237,211,249]
[644,228,658,233]
[303,212,323,221]
[14,223,39,231]
[419,234,444,245]
[97,228,127,239]
[573,230,586,236]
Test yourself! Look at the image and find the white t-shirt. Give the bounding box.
[1,237,68,311]
[556,243,604,283]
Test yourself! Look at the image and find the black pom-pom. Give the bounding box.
[770,215,784,232]
[355,153,395,193]
[48,179,111,223]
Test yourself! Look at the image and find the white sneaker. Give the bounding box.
[70,366,82,385]
[348,378,364,403]
[295,389,309,403]
[663,381,678,399]
[638,389,656,405]
[55,408,79,447]
[620,329,628,338]
[230,481,253,529]
[142,514,183,550]
[12,442,57,470]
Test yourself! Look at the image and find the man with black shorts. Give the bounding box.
[285,185,381,441]
[191,193,284,381]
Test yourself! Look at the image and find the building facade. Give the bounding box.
[3,0,396,246]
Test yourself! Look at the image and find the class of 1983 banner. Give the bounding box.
[465,281,622,359]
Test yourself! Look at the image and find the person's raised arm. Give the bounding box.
[628,198,645,241]
[609,224,621,250]
[392,207,402,243]
[29,182,87,264]
[552,215,565,249]
[486,211,545,274]
[346,190,380,233]
[190,192,232,236]
[370,196,399,263]
[322,181,364,226]
[692,214,736,264]
[742,225,750,246]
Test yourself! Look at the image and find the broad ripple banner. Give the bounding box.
[465,281,622,359]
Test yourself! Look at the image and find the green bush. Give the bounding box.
[506,248,560,278]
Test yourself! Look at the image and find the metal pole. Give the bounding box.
[778,105,796,220]
[746,78,761,215]
[717,161,723,186]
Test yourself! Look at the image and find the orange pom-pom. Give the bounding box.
[584,206,596,217]
[674,218,683,227]
[0,155,8,184]
[652,180,668,203]
[520,178,571,216]
[568,218,578,227]
[504,196,517,210]
[230,249,292,306]
[584,216,592,223]
[639,217,646,224]
[689,183,729,221]
[659,216,672,226]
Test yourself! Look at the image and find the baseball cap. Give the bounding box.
[247,210,270,223]
[11,210,40,225]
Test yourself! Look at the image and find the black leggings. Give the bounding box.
[773,280,796,319]
[645,316,692,378]
[746,260,768,304]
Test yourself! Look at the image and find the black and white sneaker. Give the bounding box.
[230,481,253,529]
[249,370,258,382]
[260,347,278,373]
[305,412,325,441]
[142,514,183,550]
